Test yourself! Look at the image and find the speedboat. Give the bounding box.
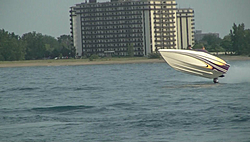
[158,49,230,83]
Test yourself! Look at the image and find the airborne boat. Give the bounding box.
[158,49,230,83]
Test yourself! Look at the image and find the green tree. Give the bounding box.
[245,29,250,55]
[57,35,73,57]
[192,42,204,49]
[221,35,233,52]
[148,52,161,59]
[21,32,62,59]
[230,23,249,55]
[43,35,60,58]
[22,32,46,60]
[201,34,224,52]
[127,43,134,57]
[1,29,75,61]
[0,29,26,61]
[89,54,98,61]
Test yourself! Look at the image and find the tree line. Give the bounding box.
[193,23,250,55]
[0,30,74,61]
[1,23,250,61]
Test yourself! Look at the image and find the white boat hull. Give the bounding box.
[158,49,230,79]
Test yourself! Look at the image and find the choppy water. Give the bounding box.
[0,61,250,142]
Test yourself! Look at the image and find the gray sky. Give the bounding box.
[0,0,249,38]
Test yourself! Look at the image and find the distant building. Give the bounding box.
[194,30,219,42]
[70,0,194,57]
[176,8,195,49]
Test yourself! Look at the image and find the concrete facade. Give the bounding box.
[70,0,194,57]
[176,8,195,49]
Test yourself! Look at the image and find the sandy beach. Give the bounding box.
[0,58,164,68]
[0,55,249,68]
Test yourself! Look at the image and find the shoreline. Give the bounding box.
[217,55,250,61]
[0,55,249,68]
[0,58,164,68]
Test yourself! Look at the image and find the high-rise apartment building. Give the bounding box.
[70,0,194,57]
[176,8,195,49]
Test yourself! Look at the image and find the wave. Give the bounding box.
[74,86,104,91]
[163,82,218,89]
[125,104,250,129]
[50,86,104,91]
[32,105,95,113]
[231,114,250,123]
[105,102,144,111]
[1,87,40,93]
[107,102,132,107]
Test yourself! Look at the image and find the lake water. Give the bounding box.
[0,60,250,142]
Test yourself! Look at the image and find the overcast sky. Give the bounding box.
[0,0,249,38]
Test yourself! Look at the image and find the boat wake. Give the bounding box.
[221,64,250,84]
[163,81,219,89]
